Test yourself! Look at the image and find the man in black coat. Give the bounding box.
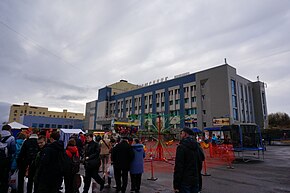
[36,131,65,193]
[17,128,39,193]
[111,136,134,193]
[173,128,200,193]
[83,134,105,193]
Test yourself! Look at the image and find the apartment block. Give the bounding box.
[9,102,84,123]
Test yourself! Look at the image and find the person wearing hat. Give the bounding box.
[173,128,200,193]
[111,136,134,193]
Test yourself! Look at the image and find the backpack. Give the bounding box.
[71,153,80,174]
[58,151,72,175]
[25,139,39,164]
[0,136,10,166]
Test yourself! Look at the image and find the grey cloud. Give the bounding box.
[1,0,290,118]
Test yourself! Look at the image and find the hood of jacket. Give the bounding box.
[48,140,64,151]
[180,137,198,151]
[1,130,11,138]
[132,144,144,152]
[16,139,24,146]
[66,145,78,154]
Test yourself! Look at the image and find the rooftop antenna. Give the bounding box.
[224,58,228,64]
[257,76,260,81]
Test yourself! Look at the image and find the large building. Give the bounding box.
[85,64,268,131]
[9,102,84,123]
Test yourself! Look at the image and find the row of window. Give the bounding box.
[109,96,197,115]
[31,123,73,129]
[12,112,76,119]
[14,110,45,115]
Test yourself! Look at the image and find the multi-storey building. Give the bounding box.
[85,64,268,131]
[9,102,84,123]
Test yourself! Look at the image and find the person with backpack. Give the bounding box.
[100,134,111,174]
[11,132,26,172]
[0,124,16,193]
[17,128,39,193]
[64,138,80,193]
[83,134,105,193]
[36,131,65,193]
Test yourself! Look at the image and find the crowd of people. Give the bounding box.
[0,125,146,193]
[0,123,207,193]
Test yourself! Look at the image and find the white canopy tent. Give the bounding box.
[60,128,85,148]
[8,121,29,129]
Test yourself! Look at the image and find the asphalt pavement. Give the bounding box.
[78,145,290,193]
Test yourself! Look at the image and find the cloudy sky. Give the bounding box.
[0,0,290,124]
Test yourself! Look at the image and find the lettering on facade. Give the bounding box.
[141,76,169,87]
[174,72,190,79]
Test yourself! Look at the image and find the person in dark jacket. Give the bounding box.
[0,124,16,193]
[83,134,104,193]
[130,139,145,193]
[32,135,47,193]
[36,131,65,193]
[174,128,200,193]
[17,128,39,193]
[111,136,134,193]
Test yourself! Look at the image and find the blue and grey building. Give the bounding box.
[85,64,268,131]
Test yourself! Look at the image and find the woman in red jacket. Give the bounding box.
[65,138,80,193]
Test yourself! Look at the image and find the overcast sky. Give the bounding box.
[1,0,290,124]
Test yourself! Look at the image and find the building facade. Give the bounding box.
[9,102,84,123]
[21,115,84,130]
[85,64,268,131]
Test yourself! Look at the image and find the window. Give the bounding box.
[203,110,206,114]
[203,122,207,127]
[57,125,62,129]
[51,124,56,128]
[231,79,236,95]
[175,100,179,104]
[202,95,205,100]
[29,111,32,114]
[69,125,73,129]
[184,98,189,103]
[191,96,196,102]
[45,124,50,128]
[170,101,173,105]
[175,89,180,95]
[32,123,38,128]
[233,109,238,120]
[14,110,17,113]
[39,124,44,128]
